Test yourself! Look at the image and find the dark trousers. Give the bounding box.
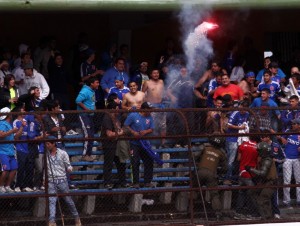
[16,151,34,189]
[197,168,222,212]
[257,181,276,219]
[131,144,153,184]
[103,147,126,185]
[79,114,94,156]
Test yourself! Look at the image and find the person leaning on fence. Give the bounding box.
[196,135,227,221]
[102,101,129,189]
[45,141,81,226]
[245,142,278,220]
[124,102,154,189]
[0,107,21,193]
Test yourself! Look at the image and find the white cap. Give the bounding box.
[0,107,11,120]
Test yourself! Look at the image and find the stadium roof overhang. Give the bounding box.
[1,0,300,11]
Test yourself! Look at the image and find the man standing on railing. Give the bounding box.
[75,76,99,162]
[197,135,227,221]
[124,102,154,188]
[45,141,81,226]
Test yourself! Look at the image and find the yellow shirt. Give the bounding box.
[9,88,16,110]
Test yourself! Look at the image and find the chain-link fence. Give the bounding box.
[0,107,300,226]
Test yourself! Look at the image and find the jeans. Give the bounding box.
[48,179,79,222]
[225,141,238,180]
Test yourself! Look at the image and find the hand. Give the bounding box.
[96,70,104,75]
[132,131,140,137]
[159,56,164,64]
[245,165,251,172]
[12,127,19,133]
[139,130,148,136]
[21,120,27,127]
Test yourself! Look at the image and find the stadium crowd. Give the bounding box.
[0,35,300,222]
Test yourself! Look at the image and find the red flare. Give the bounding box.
[205,22,219,30]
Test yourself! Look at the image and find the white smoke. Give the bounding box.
[178,3,214,74]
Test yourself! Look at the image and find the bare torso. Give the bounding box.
[143,79,164,104]
[122,91,145,109]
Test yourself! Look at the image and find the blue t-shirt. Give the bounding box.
[0,120,15,156]
[108,86,130,102]
[207,78,221,107]
[124,112,154,146]
[282,130,300,159]
[257,81,281,101]
[13,119,29,153]
[226,111,249,142]
[250,97,281,118]
[256,68,286,81]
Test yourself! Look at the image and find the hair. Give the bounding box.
[28,86,39,95]
[21,52,31,59]
[261,88,271,94]
[106,101,118,110]
[4,74,15,87]
[107,93,118,103]
[263,70,272,77]
[291,73,300,82]
[85,76,99,86]
[46,100,59,111]
[221,73,230,79]
[128,81,137,86]
[239,100,250,107]
[215,96,223,102]
[114,57,125,64]
[289,95,299,101]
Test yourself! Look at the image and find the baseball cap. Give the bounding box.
[23,63,33,70]
[245,71,255,77]
[0,107,11,120]
[141,102,153,109]
[114,75,124,81]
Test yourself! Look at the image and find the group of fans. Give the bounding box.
[0,36,300,224]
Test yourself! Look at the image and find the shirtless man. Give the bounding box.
[142,69,167,148]
[238,71,257,101]
[122,81,145,110]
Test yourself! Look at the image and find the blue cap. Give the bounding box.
[114,75,124,81]
[245,71,255,77]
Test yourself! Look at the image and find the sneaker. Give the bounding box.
[75,218,82,226]
[274,214,281,219]
[33,187,39,191]
[223,180,232,185]
[69,184,78,190]
[40,186,45,191]
[5,186,15,193]
[48,222,57,226]
[14,187,21,193]
[131,183,140,189]
[246,215,261,220]
[66,129,79,135]
[183,144,188,148]
[233,213,246,220]
[119,183,130,188]
[81,155,96,162]
[104,184,113,190]
[174,144,182,148]
[0,186,6,193]
[22,187,34,192]
[283,203,293,209]
[144,183,155,188]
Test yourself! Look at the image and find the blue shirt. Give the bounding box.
[101,67,129,91]
[257,81,281,101]
[207,78,221,107]
[256,68,286,81]
[124,112,154,146]
[13,119,29,153]
[250,97,281,118]
[282,130,300,159]
[108,86,130,102]
[27,118,44,154]
[75,85,96,111]
[226,111,249,142]
[0,120,15,156]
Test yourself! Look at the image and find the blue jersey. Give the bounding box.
[256,68,286,81]
[108,86,130,102]
[27,118,44,154]
[250,97,281,118]
[207,78,221,107]
[13,118,29,153]
[257,81,281,101]
[282,130,300,159]
[226,111,249,142]
[124,112,154,146]
[280,109,300,131]
[0,120,15,156]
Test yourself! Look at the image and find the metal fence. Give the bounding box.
[0,107,299,226]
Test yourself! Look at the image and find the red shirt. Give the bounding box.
[213,84,244,101]
[238,140,258,178]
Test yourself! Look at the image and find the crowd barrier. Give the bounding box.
[0,107,299,226]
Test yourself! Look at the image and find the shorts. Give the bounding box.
[0,154,18,171]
